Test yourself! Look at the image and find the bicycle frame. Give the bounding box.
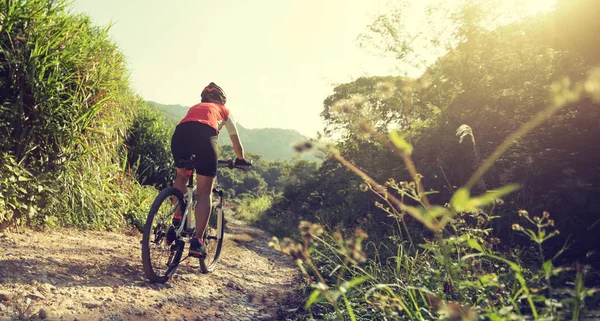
[173,167,225,243]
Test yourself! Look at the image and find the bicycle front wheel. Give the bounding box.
[142,187,186,283]
[199,199,225,273]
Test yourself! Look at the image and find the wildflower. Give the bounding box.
[299,221,311,235]
[493,199,505,206]
[347,229,368,263]
[333,231,343,241]
[490,237,501,245]
[268,237,280,251]
[518,210,529,217]
[293,141,314,153]
[385,178,396,187]
[543,211,550,219]
[354,227,369,240]
[512,224,522,231]
[299,221,323,243]
[548,219,555,227]
[279,238,308,262]
[359,183,369,192]
[331,94,367,116]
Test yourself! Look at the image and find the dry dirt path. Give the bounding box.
[0,215,301,321]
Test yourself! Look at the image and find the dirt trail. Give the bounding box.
[0,214,300,321]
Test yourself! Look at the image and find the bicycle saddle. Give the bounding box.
[176,156,195,170]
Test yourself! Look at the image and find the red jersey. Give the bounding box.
[179,102,230,133]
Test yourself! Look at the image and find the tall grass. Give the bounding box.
[0,0,159,229]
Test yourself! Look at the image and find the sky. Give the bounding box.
[69,0,402,137]
[69,0,556,137]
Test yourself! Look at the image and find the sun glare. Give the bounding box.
[499,0,558,18]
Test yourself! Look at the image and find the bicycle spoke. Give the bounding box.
[147,192,183,278]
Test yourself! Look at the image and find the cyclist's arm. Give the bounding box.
[223,115,245,160]
[230,134,245,160]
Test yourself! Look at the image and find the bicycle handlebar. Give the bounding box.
[217,158,252,170]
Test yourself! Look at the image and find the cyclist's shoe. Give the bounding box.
[189,237,207,258]
[166,225,177,245]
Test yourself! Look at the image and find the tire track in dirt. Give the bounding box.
[0,214,300,321]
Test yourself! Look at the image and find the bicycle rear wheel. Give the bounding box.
[199,192,225,273]
[142,187,186,283]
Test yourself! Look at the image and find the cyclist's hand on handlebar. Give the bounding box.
[234,158,252,167]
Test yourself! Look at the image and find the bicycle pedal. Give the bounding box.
[189,252,206,259]
[166,226,177,245]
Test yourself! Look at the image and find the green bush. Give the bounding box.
[125,103,174,188]
[235,195,273,224]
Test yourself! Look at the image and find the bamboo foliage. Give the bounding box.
[0,0,155,229]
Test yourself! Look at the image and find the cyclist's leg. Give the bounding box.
[194,174,216,239]
[171,168,187,219]
[192,131,218,240]
[173,168,187,195]
[171,124,191,219]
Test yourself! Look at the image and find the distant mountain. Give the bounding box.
[146,101,315,161]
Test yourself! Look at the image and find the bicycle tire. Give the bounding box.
[142,187,186,283]
[199,191,225,273]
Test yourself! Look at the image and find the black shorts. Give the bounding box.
[171,122,218,177]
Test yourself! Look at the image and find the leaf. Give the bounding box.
[342,294,357,321]
[451,185,520,212]
[584,288,598,297]
[450,188,470,212]
[305,289,324,309]
[542,260,553,275]
[342,276,370,291]
[478,273,501,289]
[426,206,449,218]
[499,306,513,315]
[403,205,438,229]
[467,239,484,252]
[470,184,520,208]
[389,131,413,155]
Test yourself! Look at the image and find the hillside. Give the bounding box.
[146,101,316,161]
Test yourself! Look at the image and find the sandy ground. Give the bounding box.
[0,215,301,321]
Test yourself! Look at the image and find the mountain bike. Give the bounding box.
[141,157,250,283]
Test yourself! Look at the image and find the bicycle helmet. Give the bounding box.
[201,82,227,104]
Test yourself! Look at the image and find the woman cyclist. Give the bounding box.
[170,82,247,257]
